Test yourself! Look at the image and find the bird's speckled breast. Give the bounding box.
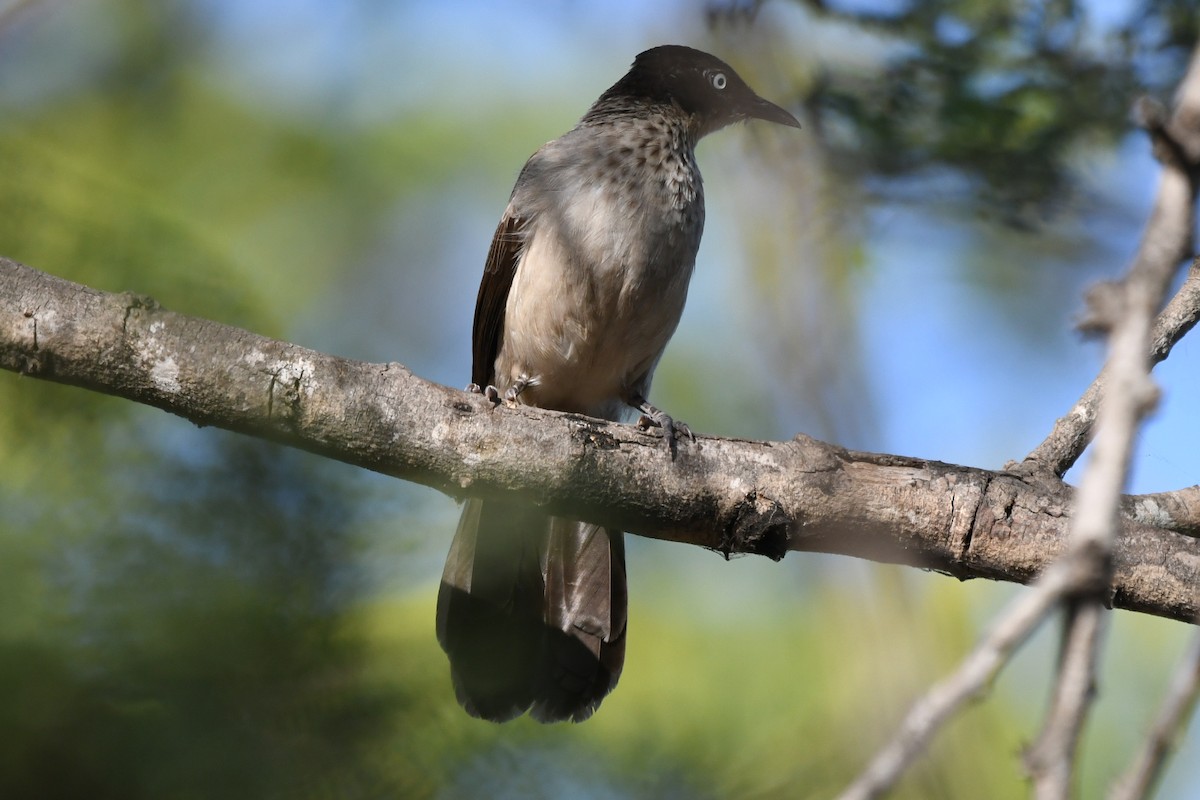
[495,110,706,418]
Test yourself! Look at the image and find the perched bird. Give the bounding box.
[436,44,800,723]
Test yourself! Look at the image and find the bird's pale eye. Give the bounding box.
[709,72,727,90]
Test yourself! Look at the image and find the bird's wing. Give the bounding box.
[471,205,526,388]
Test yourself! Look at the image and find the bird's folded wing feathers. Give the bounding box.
[471,206,526,388]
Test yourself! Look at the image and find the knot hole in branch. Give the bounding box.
[720,490,792,561]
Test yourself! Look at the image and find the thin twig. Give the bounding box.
[1108,630,1200,800]
[1023,90,1185,798]
[1025,601,1108,799]
[1016,259,1200,481]
[834,559,1080,800]
[839,41,1200,800]
[1149,259,1200,362]
[1020,43,1200,478]
[1018,49,1200,792]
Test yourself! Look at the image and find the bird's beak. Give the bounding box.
[745,95,801,128]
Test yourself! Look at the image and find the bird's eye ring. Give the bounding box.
[709,72,727,90]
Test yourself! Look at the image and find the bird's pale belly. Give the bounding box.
[494,225,690,419]
[496,296,681,419]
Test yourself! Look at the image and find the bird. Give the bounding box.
[436,44,801,723]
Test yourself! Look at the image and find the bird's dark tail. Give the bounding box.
[436,498,626,723]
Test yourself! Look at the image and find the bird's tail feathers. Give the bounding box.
[436,498,626,722]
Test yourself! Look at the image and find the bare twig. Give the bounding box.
[1017,258,1200,480]
[1022,63,1186,793]
[1018,50,1200,792]
[1149,259,1200,361]
[840,42,1200,799]
[834,559,1082,800]
[1020,43,1200,477]
[1025,601,1108,799]
[1098,234,1200,545]
[1109,630,1200,800]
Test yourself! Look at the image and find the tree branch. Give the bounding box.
[2,255,1200,624]
[1019,257,1200,480]
[1123,485,1200,537]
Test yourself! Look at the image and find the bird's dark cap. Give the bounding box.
[596,44,800,134]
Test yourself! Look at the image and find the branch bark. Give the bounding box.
[3,256,1199,623]
[1123,485,1200,537]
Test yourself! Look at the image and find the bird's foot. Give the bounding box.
[466,383,502,405]
[634,399,695,460]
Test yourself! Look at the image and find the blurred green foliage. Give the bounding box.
[715,0,1195,215]
[0,433,396,799]
[0,1,1197,798]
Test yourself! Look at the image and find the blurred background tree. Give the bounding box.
[0,1,1197,798]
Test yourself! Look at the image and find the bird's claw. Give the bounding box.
[468,378,528,406]
[467,383,503,405]
[636,407,694,460]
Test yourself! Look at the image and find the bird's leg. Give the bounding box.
[504,374,533,404]
[629,393,694,459]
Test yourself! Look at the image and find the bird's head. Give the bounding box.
[602,45,801,136]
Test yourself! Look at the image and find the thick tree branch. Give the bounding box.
[3,255,1200,624]
[1123,485,1200,537]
